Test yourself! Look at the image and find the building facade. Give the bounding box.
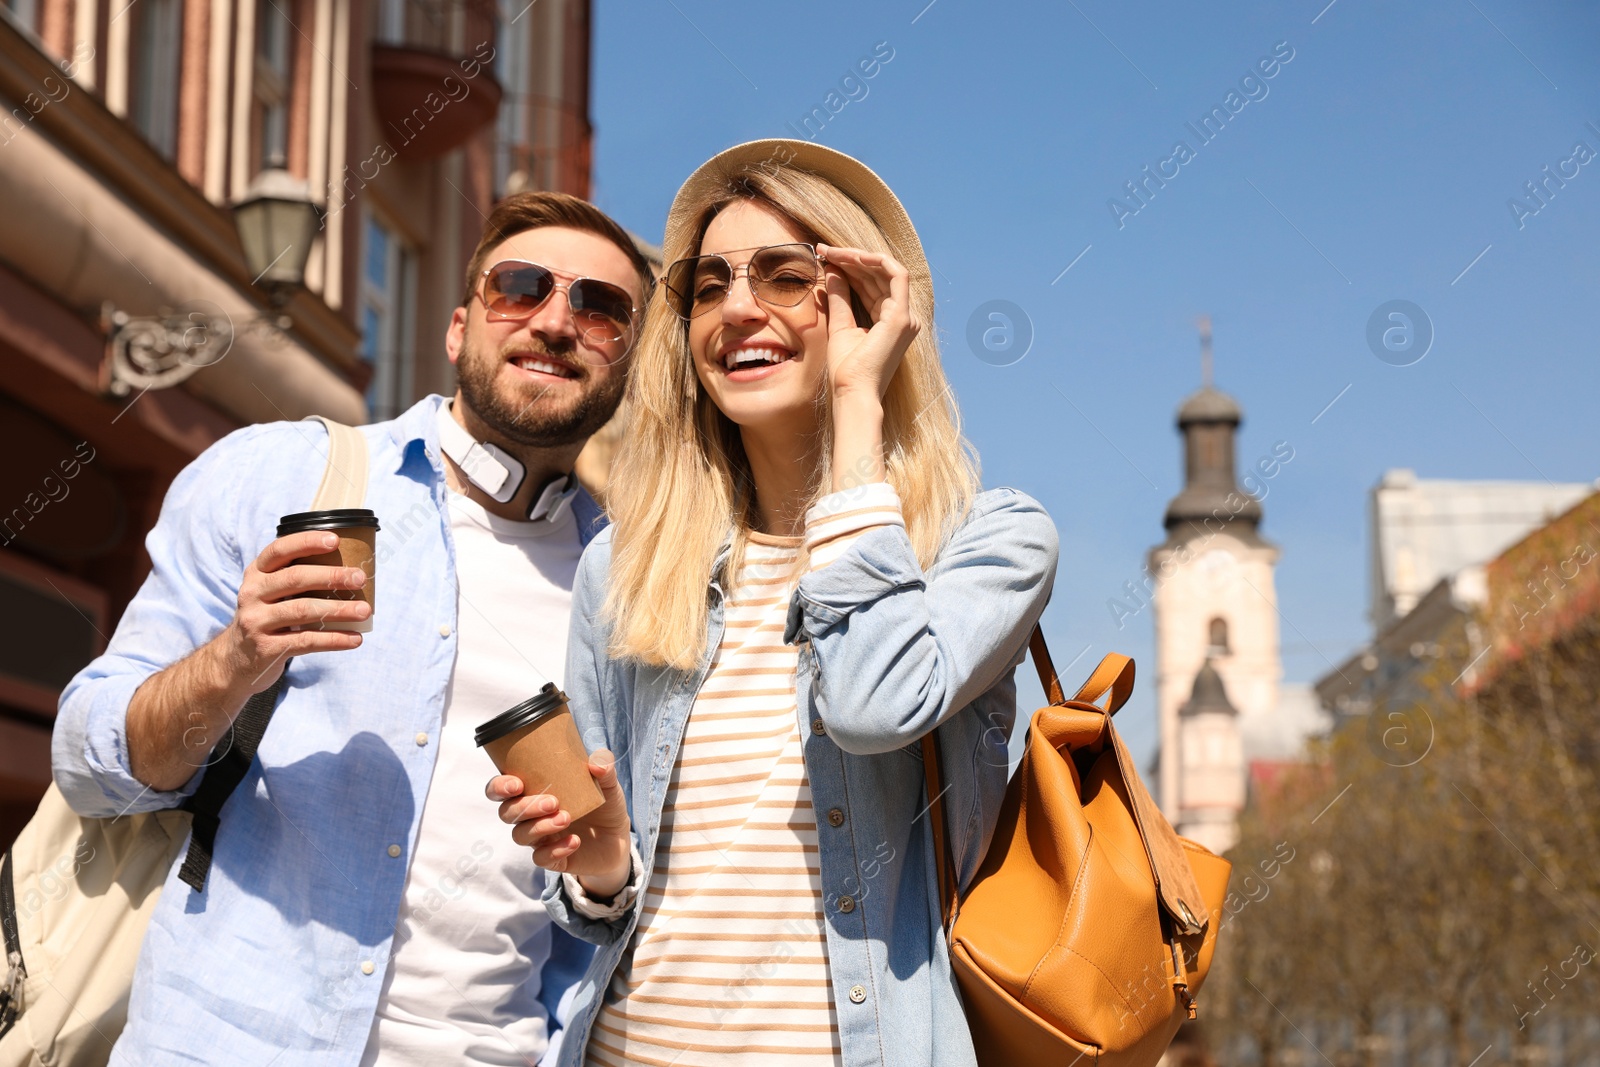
[1366,467,1592,631]
[1318,470,1597,726]
[0,0,594,844]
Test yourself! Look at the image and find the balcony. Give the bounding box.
[371,0,503,162]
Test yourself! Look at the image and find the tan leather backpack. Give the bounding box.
[923,628,1233,1067]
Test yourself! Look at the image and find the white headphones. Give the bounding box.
[435,401,579,523]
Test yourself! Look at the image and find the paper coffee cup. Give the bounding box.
[475,684,605,824]
[277,508,380,633]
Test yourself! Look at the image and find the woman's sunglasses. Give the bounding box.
[476,260,638,353]
[663,243,823,321]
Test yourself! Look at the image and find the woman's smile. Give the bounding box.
[717,338,800,380]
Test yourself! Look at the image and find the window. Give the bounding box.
[492,0,530,194]
[375,0,405,43]
[0,0,39,34]
[376,0,451,48]
[130,0,183,158]
[254,0,291,170]
[1207,617,1230,656]
[359,211,417,420]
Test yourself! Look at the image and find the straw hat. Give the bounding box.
[662,139,930,286]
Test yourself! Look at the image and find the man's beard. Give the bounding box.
[455,333,625,449]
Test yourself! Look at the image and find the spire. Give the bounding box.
[1162,318,1261,535]
[1180,658,1239,717]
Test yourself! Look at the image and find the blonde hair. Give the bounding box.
[602,162,979,670]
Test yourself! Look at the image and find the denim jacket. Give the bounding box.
[540,486,1060,1067]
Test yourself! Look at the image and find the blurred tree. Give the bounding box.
[1202,495,1600,1065]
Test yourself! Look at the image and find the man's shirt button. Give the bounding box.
[849,984,866,1003]
[387,844,402,858]
[361,961,375,975]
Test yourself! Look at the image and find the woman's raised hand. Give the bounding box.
[486,748,635,899]
[818,244,920,401]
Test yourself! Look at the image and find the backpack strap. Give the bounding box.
[921,729,960,935]
[1070,653,1135,716]
[306,416,370,511]
[1028,626,1065,706]
[176,676,287,891]
[177,417,369,893]
[0,845,20,1037]
[922,623,1108,933]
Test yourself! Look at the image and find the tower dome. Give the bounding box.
[1162,324,1261,535]
[1181,658,1239,717]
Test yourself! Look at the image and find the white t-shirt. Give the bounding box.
[360,482,583,1066]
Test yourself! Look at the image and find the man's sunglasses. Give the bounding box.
[476,260,638,352]
[663,243,823,321]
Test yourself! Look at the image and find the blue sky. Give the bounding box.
[589,0,1600,762]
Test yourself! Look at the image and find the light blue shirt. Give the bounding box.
[52,395,601,1065]
[542,487,1059,1067]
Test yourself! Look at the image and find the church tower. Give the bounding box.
[1148,319,1282,855]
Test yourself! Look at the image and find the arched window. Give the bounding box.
[1207,617,1230,656]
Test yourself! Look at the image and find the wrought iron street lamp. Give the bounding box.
[104,170,324,398]
[233,169,323,306]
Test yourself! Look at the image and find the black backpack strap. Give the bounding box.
[173,418,365,892]
[177,667,289,892]
[1,845,21,1039]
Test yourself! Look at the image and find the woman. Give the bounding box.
[489,140,1059,1067]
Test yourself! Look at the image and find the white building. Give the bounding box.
[1368,468,1594,629]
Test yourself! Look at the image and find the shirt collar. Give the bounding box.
[387,393,450,476]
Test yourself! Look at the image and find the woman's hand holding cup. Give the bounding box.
[487,749,635,899]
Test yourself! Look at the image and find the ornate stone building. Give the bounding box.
[0,0,595,845]
[1148,325,1281,855]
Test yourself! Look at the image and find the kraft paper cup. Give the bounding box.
[476,684,605,824]
[277,508,380,633]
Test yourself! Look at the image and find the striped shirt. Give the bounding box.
[585,484,904,1067]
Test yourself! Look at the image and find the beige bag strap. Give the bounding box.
[307,416,368,510]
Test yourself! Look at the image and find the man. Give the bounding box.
[52,192,652,1064]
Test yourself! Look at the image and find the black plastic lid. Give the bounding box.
[277,509,381,536]
[475,683,569,747]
